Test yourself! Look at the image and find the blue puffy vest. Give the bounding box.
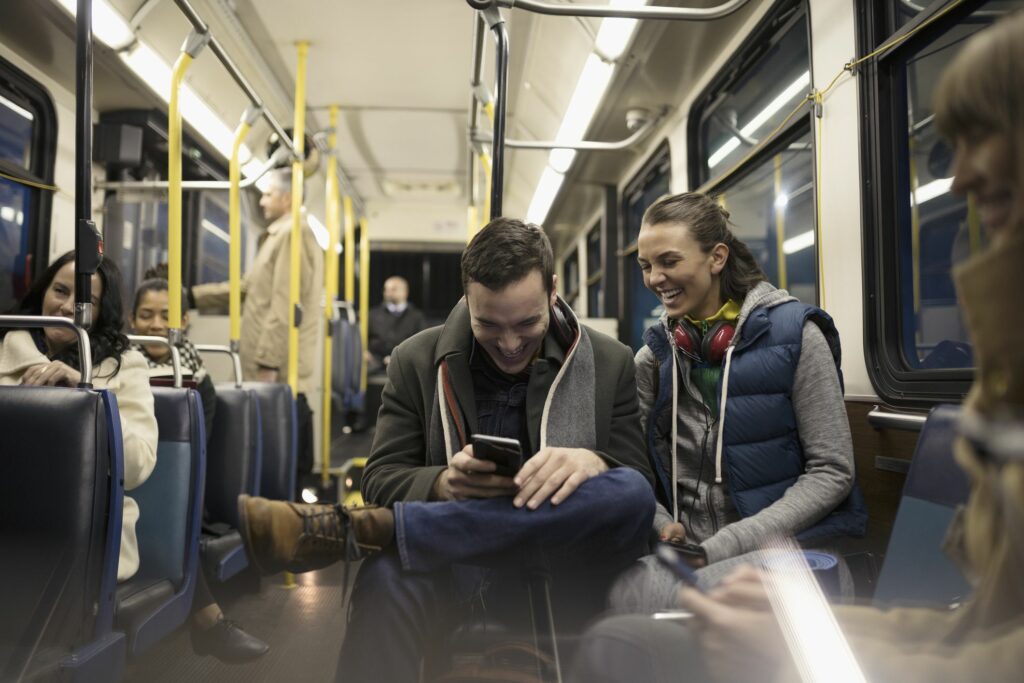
[642,301,868,544]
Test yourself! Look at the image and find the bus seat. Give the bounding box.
[874,404,972,607]
[114,387,205,658]
[200,386,263,582]
[243,382,297,502]
[331,314,365,415]
[0,387,126,683]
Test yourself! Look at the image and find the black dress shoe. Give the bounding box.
[190,618,269,663]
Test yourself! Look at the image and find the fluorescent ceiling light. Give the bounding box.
[0,93,33,121]
[595,0,647,60]
[774,193,789,210]
[783,230,815,255]
[56,0,135,50]
[556,54,614,147]
[201,218,230,244]
[306,214,330,251]
[709,71,811,169]
[914,177,952,205]
[526,166,565,226]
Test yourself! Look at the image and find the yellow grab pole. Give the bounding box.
[322,105,341,487]
[773,154,788,290]
[287,41,309,395]
[479,151,492,229]
[343,195,355,303]
[359,217,370,392]
[229,106,261,350]
[168,31,209,344]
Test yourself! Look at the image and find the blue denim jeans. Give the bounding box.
[335,468,655,683]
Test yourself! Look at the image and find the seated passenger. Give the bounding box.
[571,11,1024,683]
[129,277,268,663]
[237,217,656,682]
[614,191,866,610]
[0,252,156,583]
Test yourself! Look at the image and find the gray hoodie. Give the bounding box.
[634,281,855,563]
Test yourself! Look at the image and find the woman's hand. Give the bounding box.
[21,361,82,387]
[678,565,789,683]
[659,521,687,543]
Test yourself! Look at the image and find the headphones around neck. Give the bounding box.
[672,319,735,365]
[549,300,576,351]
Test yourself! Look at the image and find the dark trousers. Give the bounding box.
[335,468,655,682]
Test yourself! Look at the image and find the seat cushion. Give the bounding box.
[200,531,248,582]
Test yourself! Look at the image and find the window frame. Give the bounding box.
[856,0,988,407]
[686,0,811,190]
[0,54,57,290]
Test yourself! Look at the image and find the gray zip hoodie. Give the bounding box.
[634,281,855,563]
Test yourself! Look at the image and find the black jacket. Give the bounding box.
[368,303,427,361]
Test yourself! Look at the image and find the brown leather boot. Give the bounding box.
[237,495,394,575]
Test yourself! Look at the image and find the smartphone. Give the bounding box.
[665,538,707,562]
[655,543,704,591]
[471,434,524,477]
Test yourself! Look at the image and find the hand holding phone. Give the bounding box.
[656,543,705,592]
[471,434,524,478]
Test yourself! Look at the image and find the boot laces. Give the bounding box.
[301,504,350,549]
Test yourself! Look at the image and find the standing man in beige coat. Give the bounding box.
[190,167,324,484]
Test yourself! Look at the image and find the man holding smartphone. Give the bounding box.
[237,218,656,682]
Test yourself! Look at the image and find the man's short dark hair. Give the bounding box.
[461,217,555,295]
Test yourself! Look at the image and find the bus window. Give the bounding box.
[688,0,816,304]
[860,0,1012,403]
[563,248,579,307]
[0,56,56,312]
[622,143,670,350]
[586,222,602,318]
[689,0,809,188]
[195,191,250,286]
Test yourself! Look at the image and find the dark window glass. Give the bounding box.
[586,222,602,318]
[0,58,55,312]
[563,249,579,299]
[715,128,817,304]
[103,195,169,306]
[587,223,601,276]
[196,192,250,286]
[623,145,670,349]
[895,9,998,370]
[693,6,810,186]
[587,281,602,318]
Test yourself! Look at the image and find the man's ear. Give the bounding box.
[550,273,559,307]
[710,243,730,276]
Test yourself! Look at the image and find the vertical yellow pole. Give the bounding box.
[288,41,309,395]
[359,217,370,393]
[773,154,788,291]
[229,110,256,350]
[322,105,341,488]
[344,195,356,303]
[167,52,193,343]
[478,151,492,227]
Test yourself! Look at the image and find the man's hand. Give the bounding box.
[513,447,608,509]
[256,366,279,383]
[432,444,518,501]
[659,521,687,543]
[21,361,81,387]
[677,566,788,683]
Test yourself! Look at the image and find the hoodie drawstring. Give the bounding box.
[713,345,735,484]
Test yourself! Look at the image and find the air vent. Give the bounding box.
[381,178,461,198]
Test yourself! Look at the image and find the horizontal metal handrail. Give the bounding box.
[0,315,93,387]
[867,406,928,432]
[194,343,243,388]
[473,114,659,151]
[127,335,182,388]
[95,147,288,192]
[472,0,753,21]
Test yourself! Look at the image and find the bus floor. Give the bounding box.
[126,561,356,682]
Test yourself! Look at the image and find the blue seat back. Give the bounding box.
[243,382,297,501]
[332,315,365,413]
[875,404,972,607]
[0,386,124,681]
[206,386,262,527]
[132,387,205,587]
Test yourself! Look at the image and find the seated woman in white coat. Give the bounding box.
[0,251,157,582]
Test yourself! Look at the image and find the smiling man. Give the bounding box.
[237,217,655,682]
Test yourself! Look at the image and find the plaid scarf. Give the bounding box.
[135,337,207,382]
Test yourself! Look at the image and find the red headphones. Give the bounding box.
[672,319,735,365]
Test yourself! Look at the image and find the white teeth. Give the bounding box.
[658,288,682,300]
